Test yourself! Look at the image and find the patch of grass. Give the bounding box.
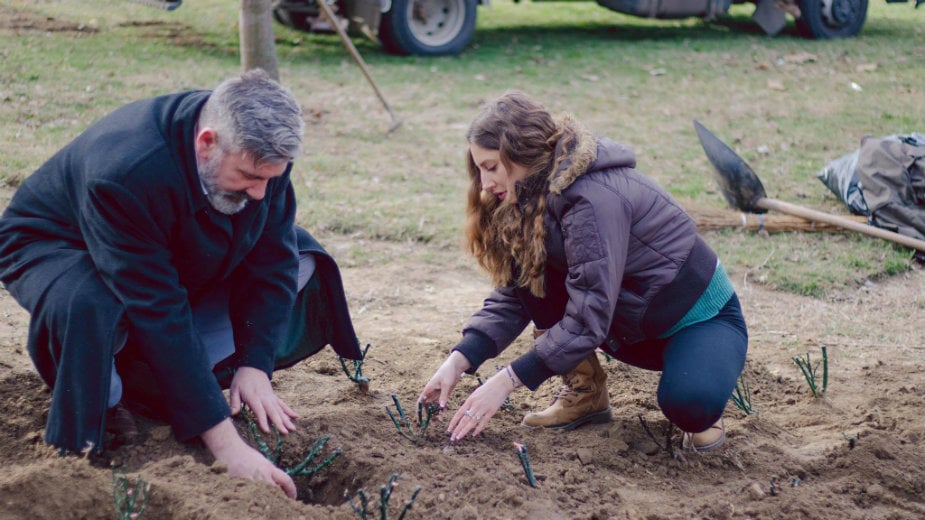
[711,229,914,297]
[1,0,922,296]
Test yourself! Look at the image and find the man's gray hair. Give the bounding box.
[199,69,305,164]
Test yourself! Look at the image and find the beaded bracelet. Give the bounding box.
[505,366,522,389]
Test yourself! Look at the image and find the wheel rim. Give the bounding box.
[821,0,862,29]
[405,0,467,47]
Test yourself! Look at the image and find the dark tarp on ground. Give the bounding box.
[817,133,925,241]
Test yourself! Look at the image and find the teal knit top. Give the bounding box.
[659,260,735,338]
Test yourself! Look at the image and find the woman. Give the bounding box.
[418,91,748,451]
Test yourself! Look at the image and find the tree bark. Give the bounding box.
[239,0,279,81]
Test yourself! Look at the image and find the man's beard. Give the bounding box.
[197,152,250,215]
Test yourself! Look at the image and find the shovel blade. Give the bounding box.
[693,120,768,213]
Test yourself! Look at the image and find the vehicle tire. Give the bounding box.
[795,0,868,38]
[379,0,477,56]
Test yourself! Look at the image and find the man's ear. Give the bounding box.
[194,127,218,158]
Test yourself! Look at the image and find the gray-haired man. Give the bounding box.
[0,70,362,499]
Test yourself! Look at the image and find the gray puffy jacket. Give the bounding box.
[455,128,721,390]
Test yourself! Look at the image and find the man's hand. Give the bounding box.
[229,366,299,435]
[201,418,297,499]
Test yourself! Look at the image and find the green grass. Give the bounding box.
[0,0,922,295]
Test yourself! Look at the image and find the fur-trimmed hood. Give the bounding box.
[515,119,637,206]
[549,119,600,195]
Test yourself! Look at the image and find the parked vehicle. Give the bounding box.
[271,0,917,56]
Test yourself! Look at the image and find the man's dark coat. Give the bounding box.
[0,90,362,453]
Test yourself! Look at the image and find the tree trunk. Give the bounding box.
[239,0,279,81]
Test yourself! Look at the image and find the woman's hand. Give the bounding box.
[447,368,519,442]
[229,366,299,435]
[201,418,298,499]
[418,351,472,408]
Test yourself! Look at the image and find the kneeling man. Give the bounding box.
[0,70,362,499]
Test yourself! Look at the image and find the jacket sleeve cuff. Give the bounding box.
[172,392,232,442]
[510,350,556,391]
[237,348,275,377]
[451,330,496,374]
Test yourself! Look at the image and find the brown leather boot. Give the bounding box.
[522,352,612,430]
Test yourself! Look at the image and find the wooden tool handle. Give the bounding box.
[757,198,925,252]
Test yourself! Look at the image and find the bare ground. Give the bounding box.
[0,233,923,520]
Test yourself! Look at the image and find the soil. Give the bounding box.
[0,231,923,520]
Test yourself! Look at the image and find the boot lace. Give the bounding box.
[550,373,592,404]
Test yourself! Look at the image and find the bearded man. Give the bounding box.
[0,70,361,499]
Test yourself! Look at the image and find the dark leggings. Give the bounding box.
[606,294,748,433]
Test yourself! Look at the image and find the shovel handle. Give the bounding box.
[757,198,925,252]
[317,0,398,119]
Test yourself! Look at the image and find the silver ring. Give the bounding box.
[464,409,473,417]
[475,414,482,420]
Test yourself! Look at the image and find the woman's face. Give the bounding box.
[469,143,530,204]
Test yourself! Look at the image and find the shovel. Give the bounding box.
[316,0,403,133]
[693,120,925,253]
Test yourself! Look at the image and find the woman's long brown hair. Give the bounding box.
[464,91,576,296]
